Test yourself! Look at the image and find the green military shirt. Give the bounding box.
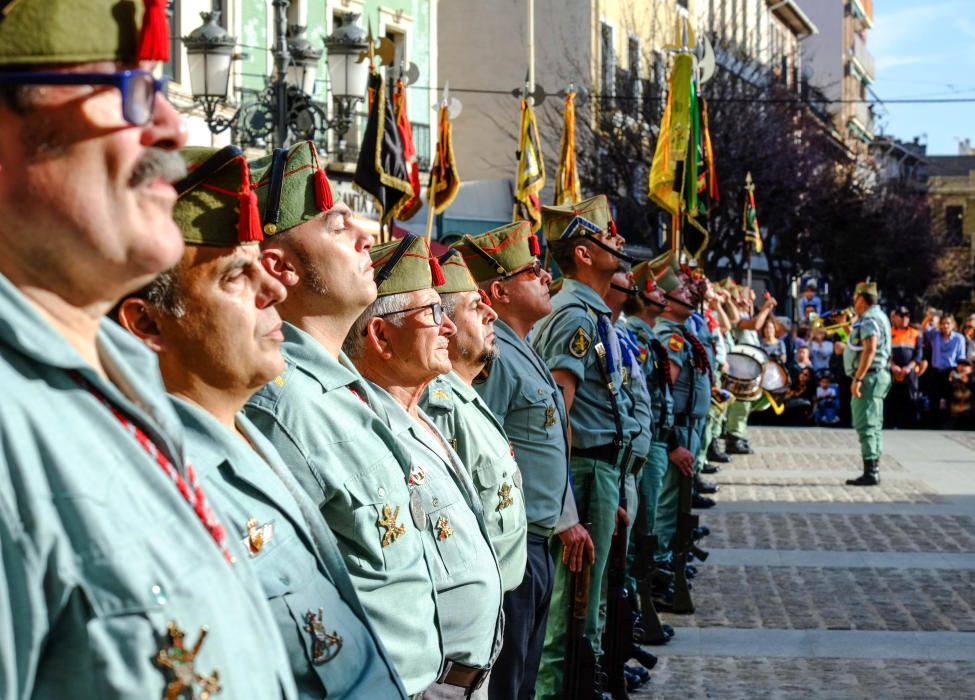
[474,320,570,532]
[370,384,504,669]
[617,317,653,459]
[655,317,711,419]
[626,316,673,435]
[0,273,297,700]
[843,305,892,377]
[422,371,528,592]
[244,323,442,695]
[175,399,406,699]
[531,279,640,449]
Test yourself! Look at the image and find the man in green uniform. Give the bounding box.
[649,254,709,586]
[344,235,504,698]
[0,5,298,697]
[421,250,528,596]
[244,142,442,696]
[455,222,586,700]
[117,146,407,698]
[530,195,641,699]
[844,280,892,486]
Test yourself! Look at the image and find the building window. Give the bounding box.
[945,205,965,246]
[628,36,642,117]
[163,0,180,80]
[601,21,615,107]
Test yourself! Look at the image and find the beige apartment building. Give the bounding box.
[796,0,875,152]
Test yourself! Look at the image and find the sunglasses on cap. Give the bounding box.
[0,69,169,126]
[499,259,543,281]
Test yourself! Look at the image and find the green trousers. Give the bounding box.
[652,426,701,563]
[626,442,667,591]
[725,398,752,439]
[695,400,727,472]
[851,371,891,460]
[535,455,619,700]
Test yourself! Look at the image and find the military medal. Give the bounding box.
[513,470,523,490]
[410,489,426,530]
[377,504,406,547]
[303,608,343,665]
[497,482,514,511]
[155,622,222,700]
[544,404,557,427]
[243,518,273,555]
[435,515,454,540]
[409,464,426,486]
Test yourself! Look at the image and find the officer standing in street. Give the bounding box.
[345,235,504,698]
[844,280,892,486]
[530,195,641,699]
[456,222,589,700]
[0,4,299,697]
[244,143,443,696]
[421,249,528,596]
[117,146,406,698]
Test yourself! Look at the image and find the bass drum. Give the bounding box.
[723,351,763,401]
[733,343,770,368]
[761,361,789,398]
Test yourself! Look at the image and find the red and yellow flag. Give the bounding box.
[393,78,422,221]
[513,99,546,231]
[427,104,460,214]
[554,91,581,206]
[742,172,763,253]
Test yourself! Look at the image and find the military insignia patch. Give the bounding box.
[243,518,274,555]
[497,482,514,511]
[155,622,221,699]
[435,515,454,540]
[668,333,685,353]
[273,375,285,387]
[544,404,557,427]
[303,608,343,665]
[431,389,449,401]
[570,327,592,358]
[378,505,406,547]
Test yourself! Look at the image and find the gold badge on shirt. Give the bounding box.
[303,608,343,665]
[378,505,406,547]
[497,482,514,511]
[436,515,454,540]
[155,622,222,699]
[243,518,273,556]
[544,404,557,427]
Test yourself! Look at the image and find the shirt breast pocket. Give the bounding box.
[472,463,520,534]
[424,487,475,580]
[343,466,412,571]
[518,384,558,442]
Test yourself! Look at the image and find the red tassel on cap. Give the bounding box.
[137,0,171,62]
[430,257,446,286]
[529,234,540,256]
[608,219,619,238]
[646,278,655,293]
[314,167,333,212]
[238,190,264,243]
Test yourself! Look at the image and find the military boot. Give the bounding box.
[725,436,754,454]
[846,459,880,486]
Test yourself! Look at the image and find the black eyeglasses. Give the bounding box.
[500,260,543,281]
[375,302,445,327]
[0,69,169,126]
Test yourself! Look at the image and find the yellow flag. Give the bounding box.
[513,99,546,231]
[649,54,693,216]
[554,92,581,206]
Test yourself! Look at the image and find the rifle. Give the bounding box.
[670,420,710,615]
[632,498,667,644]
[601,446,633,700]
[562,475,598,700]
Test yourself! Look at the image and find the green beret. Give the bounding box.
[0,0,170,66]
[854,280,878,297]
[452,221,540,282]
[173,145,262,247]
[541,194,615,243]
[250,140,334,236]
[370,234,443,296]
[435,249,478,294]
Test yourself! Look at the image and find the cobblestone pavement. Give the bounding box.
[632,427,975,699]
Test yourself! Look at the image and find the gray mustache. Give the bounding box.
[129,148,187,188]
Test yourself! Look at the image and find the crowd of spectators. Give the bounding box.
[749,290,975,431]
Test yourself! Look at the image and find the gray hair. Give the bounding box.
[142,267,186,318]
[342,292,411,358]
[439,292,462,319]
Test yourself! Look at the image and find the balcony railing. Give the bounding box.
[849,33,875,82]
[327,117,431,171]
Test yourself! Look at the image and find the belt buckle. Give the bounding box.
[472,667,489,690]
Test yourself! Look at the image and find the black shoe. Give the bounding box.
[685,564,698,578]
[662,624,675,638]
[694,476,720,494]
[707,442,731,463]
[692,525,710,541]
[702,462,722,474]
[624,668,648,692]
[629,647,658,671]
[692,493,717,509]
[725,436,753,455]
[846,459,880,486]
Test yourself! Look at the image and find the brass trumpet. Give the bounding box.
[809,307,855,333]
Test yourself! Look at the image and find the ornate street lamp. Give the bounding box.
[181,4,370,153]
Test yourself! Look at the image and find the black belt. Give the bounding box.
[439,660,489,690]
[573,444,644,474]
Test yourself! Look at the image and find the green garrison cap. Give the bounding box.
[250,140,334,236]
[452,221,540,282]
[540,194,616,243]
[173,146,263,247]
[0,0,170,66]
[631,260,657,294]
[854,279,878,297]
[648,250,682,293]
[370,234,445,296]
[435,249,478,294]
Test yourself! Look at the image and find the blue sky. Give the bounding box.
[869,0,975,155]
